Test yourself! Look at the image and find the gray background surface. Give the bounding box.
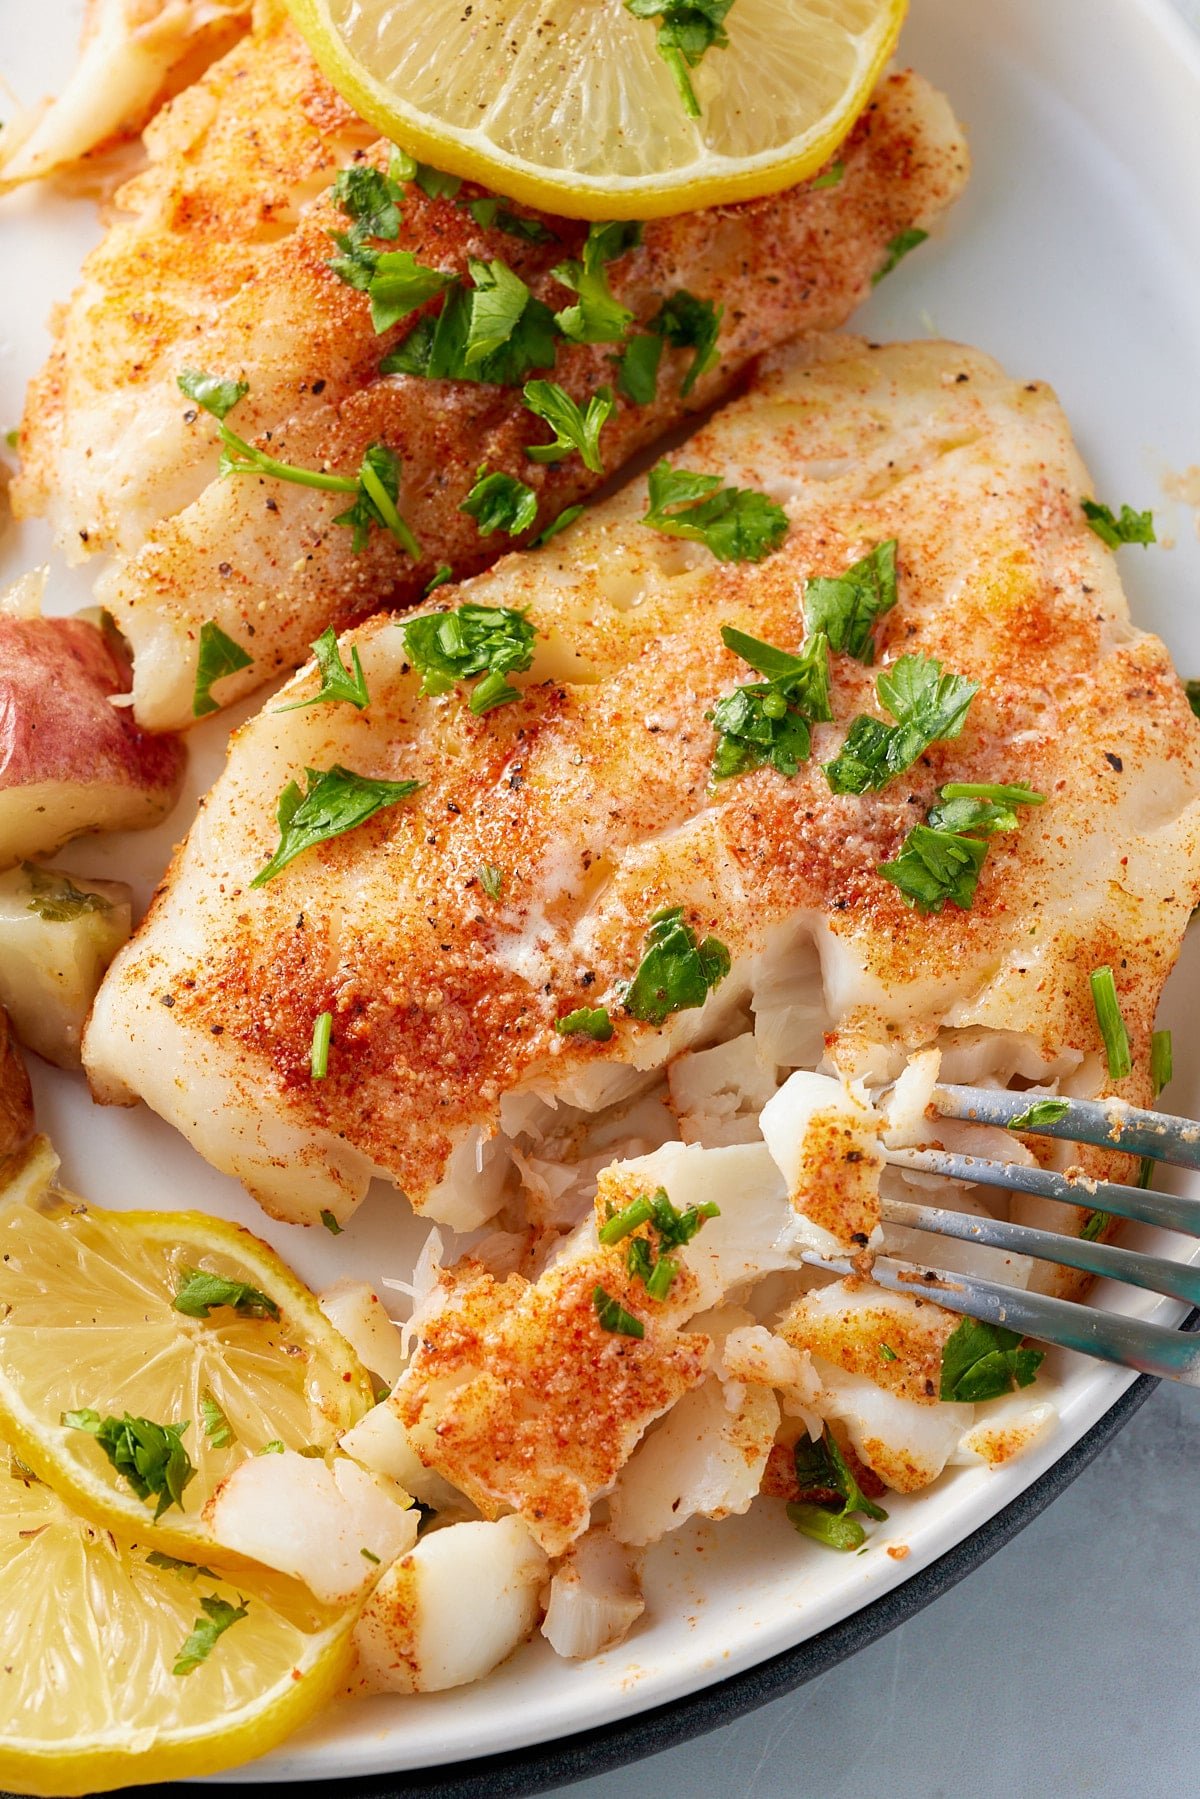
[549,5,1200,1794]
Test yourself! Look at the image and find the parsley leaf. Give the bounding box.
[478,863,504,900]
[872,227,929,285]
[600,1187,719,1300]
[173,1594,249,1677]
[555,1005,614,1041]
[709,626,832,781]
[193,621,253,718]
[531,503,585,547]
[365,251,455,334]
[402,603,536,715]
[1186,679,1200,720]
[178,367,248,421]
[616,905,730,1027]
[22,865,111,924]
[460,466,539,536]
[320,1210,344,1235]
[389,263,560,385]
[389,151,462,201]
[199,1392,234,1449]
[787,1426,887,1551]
[1082,498,1156,549]
[803,541,898,663]
[641,460,788,562]
[1151,1027,1173,1097]
[939,1317,1044,1402]
[523,381,614,473]
[927,781,1045,835]
[551,223,641,344]
[876,824,989,914]
[624,0,734,118]
[64,1410,195,1519]
[616,332,663,405]
[276,627,369,712]
[824,654,979,795]
[592,1285,644,1338]
[181,372,421,559]
[331,163,404,239]
[310,1010,332,1080]
[173,1269,279,1321]
[146,1551,217,1580]
[1008,1097,1071,1132]
[332,443,421,557]
[465,196,555,242]
[252,765,421,887]
[811,160,845,189]
[1090,965,1131,1081]
[647,289,722,396]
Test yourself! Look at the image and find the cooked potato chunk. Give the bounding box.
[0,863,131,1068]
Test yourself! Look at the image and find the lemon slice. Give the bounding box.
[0,1444,354,1796]
[0,1141,374,1563]
[285,0,908,219]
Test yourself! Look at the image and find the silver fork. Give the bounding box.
[805,1083,1200,1385]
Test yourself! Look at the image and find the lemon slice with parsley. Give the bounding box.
[0,1141,374,1564]
[0,1443,354,1797]
[285,0,908,219]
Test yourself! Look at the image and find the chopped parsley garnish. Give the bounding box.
[425,565,453,594]
[616,905,730,1027]
[877,825,989,915]
[402,603,536,714]
[147,1551,217,1580]
[252,765,421,887]
[1007,1097,1071,1132]
[332,162,404,239]
[600,1186,719,1301]
[383,261,559,386]
[556,1006,614,1042]
[310,1010,332,1080]
[787,1426,887,1552]
[878,1343,898,1362]
[523,380,614,473]
[478,863,504,900]
[64,1410,195,1519]
[193,621,253,719]
[173,1269,279,1322]
[824,654,979,795]
[22,865,111,924]
[1080,1208,1111,1242]
[364,251,455,334]
[617,288,722,403]
[276,628,369,713]
[1186,679,1200,720]
[878,777,1043,914]
[320,1210,344,1235]
[1082,498,1156,549]
[616,332,663,405]
[531,503,585,547]
[1089,965,1131,1081]
[811,160,845,189]
[460,467,539,536]
[709,625,833,781]
[641,460,788,562]
[939,1317,1044,1402]
[624,0,734,118]
[592,1285,644,1338]
[200,1392,234,1449]
[872,227,929,285]
[390,150,462,201]
[257,1440,285,1456]
[1151,1027,1173,1097]
[360,1546,381,1564]
[551,222,641,344]
[803,541,898,664]
[179,371,420,559]
[465,196,555,242]
[173,1594,249,1677]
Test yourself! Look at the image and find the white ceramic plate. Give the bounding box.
[2,0,1200,1783]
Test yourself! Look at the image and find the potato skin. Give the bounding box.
[0,614,186,866]
[0,1009,34,1172]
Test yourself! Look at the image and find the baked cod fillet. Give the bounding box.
[84,334,1200,1241]
[13,0,968,730]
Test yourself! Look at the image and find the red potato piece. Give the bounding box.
[0,614,186,868]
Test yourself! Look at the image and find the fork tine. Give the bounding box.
[803,1252,1200,1385]
[881,1196,1200,1307]
[885,1145,1200,1237]
[933,1082,1200,1170]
